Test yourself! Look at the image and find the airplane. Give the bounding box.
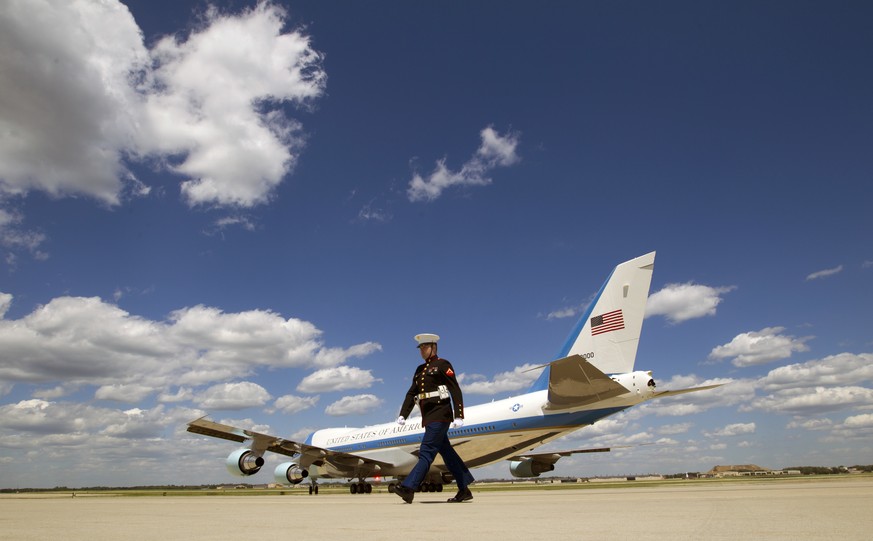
[187,251,721,495]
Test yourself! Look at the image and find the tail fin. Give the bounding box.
[558,252,655,374]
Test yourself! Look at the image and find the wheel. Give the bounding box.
[436,484,443,492]
[350,483,357,494]
[314,485,319,495]
[308,485,313,495]
[388,482,396,493]
[365,483,372,494]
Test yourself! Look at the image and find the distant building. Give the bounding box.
[707,464,770,477]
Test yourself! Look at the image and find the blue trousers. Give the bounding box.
[401,421,475,491]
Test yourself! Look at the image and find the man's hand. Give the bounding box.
[396,416,406,425]
[450,418,464,428]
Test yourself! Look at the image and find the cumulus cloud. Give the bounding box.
[0,292,11,318]
[742,386,873,416]
[806,265,843,281]
[460,363,542,395]
[709,327,812,367]
[95,383,157,403]
[704,422,756,437]
[760,352,873,391]
[195,382,272,410]
[272,394,319,415]
[0,206,47,260]
[786,418,833,430]
[656,422,693,435]
[0,399,180,439]
[0,0,325,208]
[141,2,325,207]
[842,413,873,429]
[645,283,736,324]
[0,293,381,399]
[297,366,382,393]
[545,305,583,320]
[0,0,150,204]
[407,127,520,202]
[324,394,383,416]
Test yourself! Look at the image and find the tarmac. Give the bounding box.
[1,477,871,540]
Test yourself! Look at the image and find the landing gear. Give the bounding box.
[349,481,372,494]
[308,482,319,495]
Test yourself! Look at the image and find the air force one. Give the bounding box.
[188,252,720,494]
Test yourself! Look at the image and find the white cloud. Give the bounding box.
[0,293,380,400]
[704,422,756,437]
[842,413,873,429]
[0,292,11,318]
[195,382,272,410]
[0,0,149,204]
[760,352,873,391]
[407,127,520,202]
[546,306,582,320]
[324,394,383,416]
[461,363,542,395]
[0,399,177,439]
[0,207,47,260]
[656,423,693,435]
[743,386,873,416]
[786,418,833,430]
[297,366,382,393]
[0,0,325,208]
[95,383,156,403]
[709,327,812,367]
[806,265,843,281]
[272,394,319,415]
[141,3,325,207]
[645,283,736,324]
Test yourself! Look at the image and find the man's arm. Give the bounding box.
[442,360,464,420]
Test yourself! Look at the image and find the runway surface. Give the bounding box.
[2,477,871,540]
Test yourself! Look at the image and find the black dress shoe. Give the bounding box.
[394,484,414,504]
[446,487,473,503]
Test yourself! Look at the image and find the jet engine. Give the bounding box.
[274,462,309,485]
[509,458,555,478]
[226,449,264,477]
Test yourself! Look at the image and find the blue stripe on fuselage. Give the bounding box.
[325,406,628,454]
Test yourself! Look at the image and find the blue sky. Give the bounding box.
[1,0,871,488]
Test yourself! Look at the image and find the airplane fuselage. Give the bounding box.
[306,370,657,478]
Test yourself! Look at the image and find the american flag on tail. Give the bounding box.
[590,309,625,336]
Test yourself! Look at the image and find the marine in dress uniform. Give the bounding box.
[393,333,475,504]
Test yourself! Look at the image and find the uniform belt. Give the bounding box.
[417,391,441,400]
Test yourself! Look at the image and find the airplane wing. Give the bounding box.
[506,445,632,477]
[509,446,613,466]
[187,417,393,470]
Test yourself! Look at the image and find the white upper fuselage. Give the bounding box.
[306,370,656,477]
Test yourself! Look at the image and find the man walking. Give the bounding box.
[393,333,474,503]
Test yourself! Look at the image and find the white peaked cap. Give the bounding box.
[414,333,440,347]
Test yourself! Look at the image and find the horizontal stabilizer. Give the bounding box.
[653,384,725,398]
[544,355,630,410]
